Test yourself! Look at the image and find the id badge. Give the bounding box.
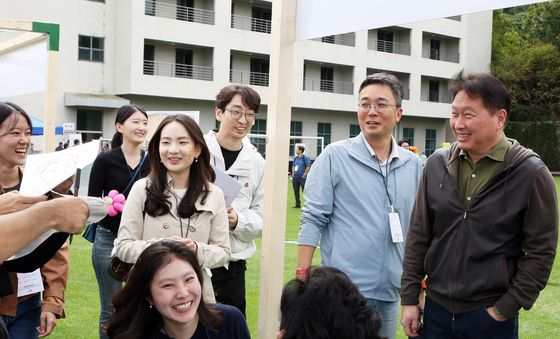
[17,269,44,297]
[389,212,404,243]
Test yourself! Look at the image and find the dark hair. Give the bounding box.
[398,139,409,147]
[359,73,404,106]
[296,145,305,153]
[215,85,261,113]
[111,105,148,148]
[449,70,511,121]
[105,240,222,338]
[280,267,383,339]
[144,115,215,218]
[0,102,32,137]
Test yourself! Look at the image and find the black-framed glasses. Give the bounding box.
[358,102,399,112]
[225,108,257,122]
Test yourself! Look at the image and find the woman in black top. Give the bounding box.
[88,105,150,339]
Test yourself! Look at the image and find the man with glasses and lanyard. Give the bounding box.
[205,85,265,317]
[297,73,422,339]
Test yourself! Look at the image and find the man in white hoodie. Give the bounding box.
[205,85,265,317]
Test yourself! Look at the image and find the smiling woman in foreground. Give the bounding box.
[105,240,250,339]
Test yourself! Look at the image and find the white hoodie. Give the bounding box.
[204,131,265,261]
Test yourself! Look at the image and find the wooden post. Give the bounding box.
[33,22,60,153]
[257,0,297,338]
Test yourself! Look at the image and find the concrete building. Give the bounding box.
[0,0,492,158]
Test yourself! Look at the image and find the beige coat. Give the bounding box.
[114,177,230,302]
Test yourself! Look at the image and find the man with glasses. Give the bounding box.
[297,73,422,339]
[205,85,265,317]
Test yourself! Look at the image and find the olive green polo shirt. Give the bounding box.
[458,134,511,208]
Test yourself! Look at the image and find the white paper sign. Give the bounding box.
[7,141,100,261]
[20,140,100,196]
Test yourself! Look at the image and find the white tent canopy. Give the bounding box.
[295,0,549,40]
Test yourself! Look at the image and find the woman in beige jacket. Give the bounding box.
[114,115,230,302]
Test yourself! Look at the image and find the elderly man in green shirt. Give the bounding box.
[400,71,558,339]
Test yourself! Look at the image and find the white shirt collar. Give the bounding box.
[360,134,400,163]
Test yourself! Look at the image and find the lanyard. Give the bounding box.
[375,153,394,210]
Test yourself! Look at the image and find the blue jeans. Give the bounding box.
[1,293,41,339]
[92,225,122,339]
[423,297,518,339]
[365,298,399,339]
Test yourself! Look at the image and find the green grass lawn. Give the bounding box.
[56,178,560,338]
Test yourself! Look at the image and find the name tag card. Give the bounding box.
[17,269,44,297]
[389,212,404,243]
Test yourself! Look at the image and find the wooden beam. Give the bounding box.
[257,0,297,338]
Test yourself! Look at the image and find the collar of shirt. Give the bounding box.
[459,133,510,165]
[361,134,400,165]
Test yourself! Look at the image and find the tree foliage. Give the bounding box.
[492,0,560,169]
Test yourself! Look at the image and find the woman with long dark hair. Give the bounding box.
[114,114,230,303]
[0,102,70,339]
[106,240,248,338]
[88,104,150,339]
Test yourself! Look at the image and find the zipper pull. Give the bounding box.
[463,211,467,219]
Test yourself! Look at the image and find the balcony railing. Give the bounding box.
[422,47,460,63]
[145,0,215,25]
[230,69,269,87]
[420,90,453,103]
[312,33,356,47]
[231,14,271,34]
[303,78,353,95]
[372,39,411,55]
[143,60,213,81]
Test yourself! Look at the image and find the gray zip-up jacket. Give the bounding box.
[401,139,558,319]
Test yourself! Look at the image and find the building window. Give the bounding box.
[177,0,194,22]
[317,122,331,155]
[175,48,193,78]
[251,7,272,33]
[349,124,360,138]
[320,67,334,92]
[430,39,441,60]
[403,127,414,146]
[321,35,335,44]
[377,29,394,53]
[290,121,303,156]
[251,119,267,157]
[78,35,104,62]
[76,109,102,142]
[425,129,436,156]
[429,80,439,102]
[144,44,155,75]
[250,57,270,87]
[145,0,156,16]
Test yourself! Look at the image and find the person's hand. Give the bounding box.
[168,236,198,254]
[226,207,238,230]
[487,306,507,321]
[0,191,47,215]
[37,311,57,337]
[401,305,422,337]
[52,175,75,195]
[47,196,89,234]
